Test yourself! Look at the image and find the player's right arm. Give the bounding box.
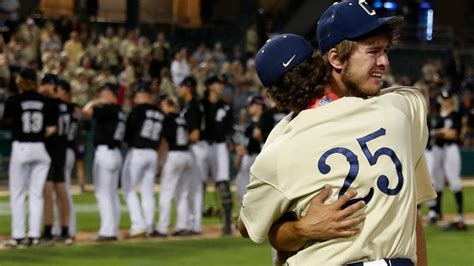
[268,186,366,252]
[82,98,108,119]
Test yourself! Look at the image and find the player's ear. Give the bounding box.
[327,48,343,71]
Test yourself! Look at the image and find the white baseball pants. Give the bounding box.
[93,145,122,237]
[122,148,157,233]
[156,151,192,233]
[9,141,51,239]
[430,144,462,192]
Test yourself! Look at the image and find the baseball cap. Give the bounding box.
[18,68,37,81]
[57,79,71,92]
[248,95,266,106]
[317,0,403,54]
[133,82,151,94]
[100,82,119,94]
[255,34,314,87]
[181,76,197,88]
[41,73,58,85]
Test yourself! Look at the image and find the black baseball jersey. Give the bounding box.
[181,98,205,140]
[257,107,289,142]
[45,98,74,158]
[245,120,262,155]
[67,104,80,149]
[2,90,56,142]
[426,113,442,150]
[435,111,461,146]
[124,103,165,149]
[93,104,126,148]
[162,112,189,151]
[201,99,233,143]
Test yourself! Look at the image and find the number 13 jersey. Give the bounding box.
[240,88,436,265]
[3,90,56,142]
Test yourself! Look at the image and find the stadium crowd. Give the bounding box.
[0,16,472,247]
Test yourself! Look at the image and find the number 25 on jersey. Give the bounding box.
[317,128,404,209]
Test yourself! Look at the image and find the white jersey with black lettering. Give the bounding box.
[241,88,436,265]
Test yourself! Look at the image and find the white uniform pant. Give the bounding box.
[9,141,51,239]
[188,143,205,232]
[236,154,258,201]
[196,141,230,182]
[93,146,122,237]
[64,148,76,236]
[122,148,157,233]
[53,148,76,236]
[156,151,192,233]
[429,144,462,192]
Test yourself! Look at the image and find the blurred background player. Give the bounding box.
[235,96,265,204]
[55,79,78,240]
[152,97,192,237]
[256,99,288,144]
[2,68,56,247]
[83,82,125,241]
[201,76,234,235]
[178,76,205,235]
[39,73,74,245]
[429,90,466,230]
[122,83,164,237]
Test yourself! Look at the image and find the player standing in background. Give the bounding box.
[235,96,265,204]
[429,90,466,230]
[2,68,56,247]
[55,79,78,240]
[256,100,288,143]
[201,76,234,235]
[39,74,74,245]
[177,76,205,235]
[122,83,164,237]
[83,83,125,241]
[152,97,192,237]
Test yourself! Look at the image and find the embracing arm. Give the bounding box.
[416,213,428,266]
[268,186,366,252]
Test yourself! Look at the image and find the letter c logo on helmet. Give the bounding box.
[359,0,376,16]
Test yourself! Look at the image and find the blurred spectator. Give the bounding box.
[93,65,117,90]
[245,23,258,59]
[170,49,190,87]
[71,69,91,106]
[159,67,175,98]
[150,32,170,78]
[211,42,227,69]
[63,31,84,67]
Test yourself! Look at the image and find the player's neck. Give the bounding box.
[327,78,348,98]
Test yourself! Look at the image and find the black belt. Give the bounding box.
[347,258,413,266]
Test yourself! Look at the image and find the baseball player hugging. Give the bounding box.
[122,83,165,237]
[38,74,75,245]
[83,83,125,241]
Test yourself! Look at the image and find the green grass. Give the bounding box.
[0,237,271,266]
[0,191,229,236]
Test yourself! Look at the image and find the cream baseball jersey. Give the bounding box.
[240,88,436,265]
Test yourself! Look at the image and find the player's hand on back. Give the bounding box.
[294,185,366,242]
